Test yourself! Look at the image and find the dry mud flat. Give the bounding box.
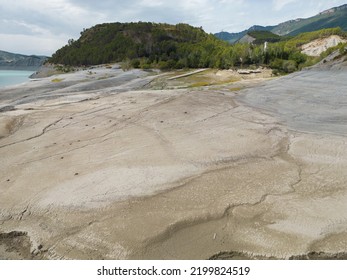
[0,65,347,259]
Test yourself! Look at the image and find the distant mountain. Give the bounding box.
[273,4,347,36]
[215,25,274,43]
[237,31,281,44]
[0,50,47,70]
[215,4,347,43]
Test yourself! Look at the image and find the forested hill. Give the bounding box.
[49,22,347,73]
[49,22,230,69]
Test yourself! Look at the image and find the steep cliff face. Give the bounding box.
[0,51,47,70]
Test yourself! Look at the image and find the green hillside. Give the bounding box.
[273,5,347,36]
[49,22,230,69]
[49,22,346,75]
[283,27,346,49]
[265,28,347,74]
[246,31,282,44]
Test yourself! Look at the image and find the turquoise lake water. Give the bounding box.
[0,70,34,88]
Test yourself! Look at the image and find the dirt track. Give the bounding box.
[1,65,347,259]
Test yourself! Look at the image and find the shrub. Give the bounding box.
[121,59,132,71]
[282,60,297,73]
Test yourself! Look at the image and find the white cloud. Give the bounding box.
[0,33,66,56]
[2,20,50,36]
[140,0,164,7]
[272,0,298,11]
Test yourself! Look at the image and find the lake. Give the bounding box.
[0,70,34,88]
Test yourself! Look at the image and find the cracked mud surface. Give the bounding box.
[1,65,347,259]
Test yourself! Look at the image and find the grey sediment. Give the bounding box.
[1,62,347,260]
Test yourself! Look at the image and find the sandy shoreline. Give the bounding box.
[1,64,347,259]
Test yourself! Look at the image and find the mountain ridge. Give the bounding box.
[215,3,347,43]
[0,50,47,70]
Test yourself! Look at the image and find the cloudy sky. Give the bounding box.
[0,0,346,56]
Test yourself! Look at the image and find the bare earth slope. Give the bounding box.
[0,64,346,259]
[301,35,346,56]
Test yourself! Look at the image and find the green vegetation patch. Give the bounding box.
[51,78,64,83]
[229,87,243,92]
[189,81,211,88]
[247,31,282,44]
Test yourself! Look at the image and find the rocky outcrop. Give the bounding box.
[236,34,256,44]
[301,35,347,56]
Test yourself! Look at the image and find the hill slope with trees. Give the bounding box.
[49,22,231,69]
[49,22,347,74]
[238,31,282,44]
